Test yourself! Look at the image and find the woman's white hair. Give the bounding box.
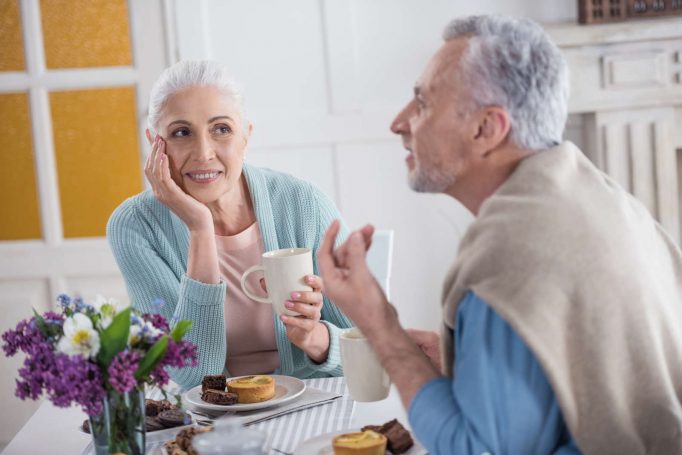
[443,15,569,152]
[147,60,245,135]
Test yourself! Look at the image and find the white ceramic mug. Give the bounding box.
[340,328,391,402]
[240,247,313,317]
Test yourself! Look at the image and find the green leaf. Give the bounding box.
[96,307,131,368]
[170,320,192,342]
[135,335,168,381]
[32,309,49,337]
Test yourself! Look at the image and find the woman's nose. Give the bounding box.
[194,134,215,161]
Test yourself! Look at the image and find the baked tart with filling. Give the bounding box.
[332,429,387,455]
[226,375,276,403]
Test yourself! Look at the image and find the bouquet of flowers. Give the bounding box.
[2,294,197,455]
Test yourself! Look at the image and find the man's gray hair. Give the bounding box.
[443,15,569,152]
[147,60,245,134]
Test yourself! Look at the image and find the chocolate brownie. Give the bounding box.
[201,374,226,392]
[145,416,165,432]
[145,398,174,416]
[201,388,238,405]
[158,409,188,428]
[362,419,414,454]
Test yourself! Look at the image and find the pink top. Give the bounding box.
[215,222,280,376]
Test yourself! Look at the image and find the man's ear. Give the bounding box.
[474,107,511,152]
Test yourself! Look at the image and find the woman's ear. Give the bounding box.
[145,128,154,145]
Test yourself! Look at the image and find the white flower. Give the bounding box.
[92,295,130,329]
[57,313,100,358]
[128,323,142,346]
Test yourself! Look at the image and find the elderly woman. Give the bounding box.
[107,60,352,389]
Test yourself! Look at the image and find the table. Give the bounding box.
[3,382,410,454]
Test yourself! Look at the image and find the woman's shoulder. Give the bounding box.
[107,190,170,230]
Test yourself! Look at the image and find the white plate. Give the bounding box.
[294,428,427,455]
[183,375,306,412]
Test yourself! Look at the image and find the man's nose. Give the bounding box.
[390,101,413,135]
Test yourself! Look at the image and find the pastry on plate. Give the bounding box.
[164,426,212,455]
[201,388,238,405]
[332,429,387,455]
[362,419,414,454]
[201,374,226,392]
[226,375,275,403]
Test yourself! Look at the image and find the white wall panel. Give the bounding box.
[204,0,329,116]
[246,146,337,202]
[0,280,51,445]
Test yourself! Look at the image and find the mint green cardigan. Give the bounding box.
[106,164,353,389]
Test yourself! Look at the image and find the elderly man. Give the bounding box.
[318,15,682,455]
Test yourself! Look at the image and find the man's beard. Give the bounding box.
[407,159,455,193]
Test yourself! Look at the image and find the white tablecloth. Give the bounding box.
[4,379,412,455]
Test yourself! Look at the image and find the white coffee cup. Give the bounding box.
[240,247,313,317]
[340,327,391,402]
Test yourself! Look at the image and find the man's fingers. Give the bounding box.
[345,231,370,271]
[361,224,375,251]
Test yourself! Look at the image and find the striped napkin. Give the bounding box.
[254,377,354,454]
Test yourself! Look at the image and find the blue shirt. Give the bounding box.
[408,291,582,454]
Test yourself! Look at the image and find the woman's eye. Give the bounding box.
[171,128,190,138]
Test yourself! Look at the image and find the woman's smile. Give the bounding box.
[185,169,223,184]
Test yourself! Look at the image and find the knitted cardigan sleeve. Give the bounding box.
[106,197,227,389]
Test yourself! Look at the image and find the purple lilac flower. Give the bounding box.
[2,319,43,356]
[143,313,170,333]
[149,339,197,386]
[45,354,105,416]
[9,337,105,414]
[108,350,141,394]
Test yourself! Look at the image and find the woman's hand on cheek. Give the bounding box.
[144,135,212,232]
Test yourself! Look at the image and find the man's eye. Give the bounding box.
[214,125,232,134]
[171,128,190,137]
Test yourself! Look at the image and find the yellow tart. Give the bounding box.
[332,430,387,455]
[226,375,276,403]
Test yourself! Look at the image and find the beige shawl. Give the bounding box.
[441,142,682,454]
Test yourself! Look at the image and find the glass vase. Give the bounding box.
[89,388,146,455]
